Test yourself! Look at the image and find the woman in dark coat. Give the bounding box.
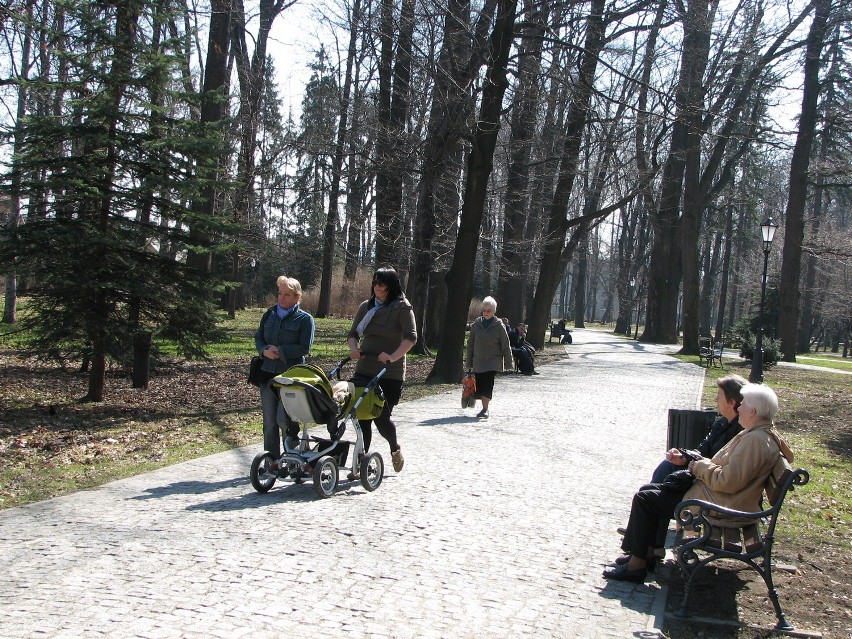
[347,267,417,473]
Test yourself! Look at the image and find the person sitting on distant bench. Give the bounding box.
[509,322,537,375]
[556,318,572,344]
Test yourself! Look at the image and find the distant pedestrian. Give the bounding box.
[465,296,514,419]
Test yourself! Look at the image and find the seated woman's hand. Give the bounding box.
[665,448,687,465]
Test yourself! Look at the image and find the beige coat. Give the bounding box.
[684,422,794,520]
[465,317,513,373]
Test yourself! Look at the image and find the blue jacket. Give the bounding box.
[254,305,315,375]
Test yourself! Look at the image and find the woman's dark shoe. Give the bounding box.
[603,564,648,583]
[614,554,659,572]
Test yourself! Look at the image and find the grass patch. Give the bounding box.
[793,355,852,371]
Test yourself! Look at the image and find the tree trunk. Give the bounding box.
[574,237,588,328]
[428,0,517,383]
[374,0,415,266]
[778,0,830,361]
[526,0,606,347]
[227,0,284,317]
[132,332,152,389]
[496,0,548,323]
[86,1,142,401]
[643,0,714,345]
[797,82,833,352]
[713,205,734,342]
[3,2,33,325]
[408,0,492,353]
[187,0,230,274]
[698,232,718,335]
[318,0,362,317]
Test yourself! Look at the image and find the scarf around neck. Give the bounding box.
[356,299,385,336]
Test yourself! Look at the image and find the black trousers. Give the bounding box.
[357,377,403,453]
[621,483,687,557]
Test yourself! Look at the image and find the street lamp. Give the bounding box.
[627,278,635,336]
[750,217,778,383]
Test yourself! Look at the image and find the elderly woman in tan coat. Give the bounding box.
[465,296,514,419]
[604,383,793,583]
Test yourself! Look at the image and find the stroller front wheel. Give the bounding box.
[313,455,339,498]
[360,452,384,492]
[250,451,278,493]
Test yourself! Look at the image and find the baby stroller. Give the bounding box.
[250,357,386,498]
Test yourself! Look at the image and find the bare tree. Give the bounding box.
[778,0,832,361]
[428,0,518,383]
[317,0,363,317]
[496,0,549,324]
[406,0,498,351]
[526,0,607,347]
[374,0,416,267]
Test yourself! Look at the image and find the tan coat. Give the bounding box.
[465,317,513,373]
[684,422,793,520]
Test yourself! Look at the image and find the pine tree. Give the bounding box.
[0,1,234,400]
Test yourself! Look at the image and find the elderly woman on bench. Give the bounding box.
[604,383,794,583]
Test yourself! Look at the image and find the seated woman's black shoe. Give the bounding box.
[603,563,648,583]
[615,555,662,572]
[614,554,659,572]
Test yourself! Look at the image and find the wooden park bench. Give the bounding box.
[673,456,810,631]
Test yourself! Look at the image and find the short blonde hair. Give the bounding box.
[276,276,302,300]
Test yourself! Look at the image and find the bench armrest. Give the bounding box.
[675,498,772,529]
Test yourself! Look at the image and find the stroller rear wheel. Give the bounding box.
[250,452,278,493]
[360,452,384,492]
[313,455,339,498]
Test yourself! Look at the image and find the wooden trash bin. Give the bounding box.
[667,408,717,450]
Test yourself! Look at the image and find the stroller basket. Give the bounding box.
[340,386,385,420]
[272,364,342,425]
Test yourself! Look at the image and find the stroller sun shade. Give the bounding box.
[273,364,342,425]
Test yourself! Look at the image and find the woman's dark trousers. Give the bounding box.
[621,484,688,557]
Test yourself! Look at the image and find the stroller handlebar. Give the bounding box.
[327,356,351,380]
[326,356,388,386]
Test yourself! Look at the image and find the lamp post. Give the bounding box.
[627,278,635,336]
[632,278,641,340]
[750,217,778,383]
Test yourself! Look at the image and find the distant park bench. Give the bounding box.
[673,456,810,631]
[698,337,725,367]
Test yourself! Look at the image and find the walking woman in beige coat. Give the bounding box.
[465,296,514,419]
